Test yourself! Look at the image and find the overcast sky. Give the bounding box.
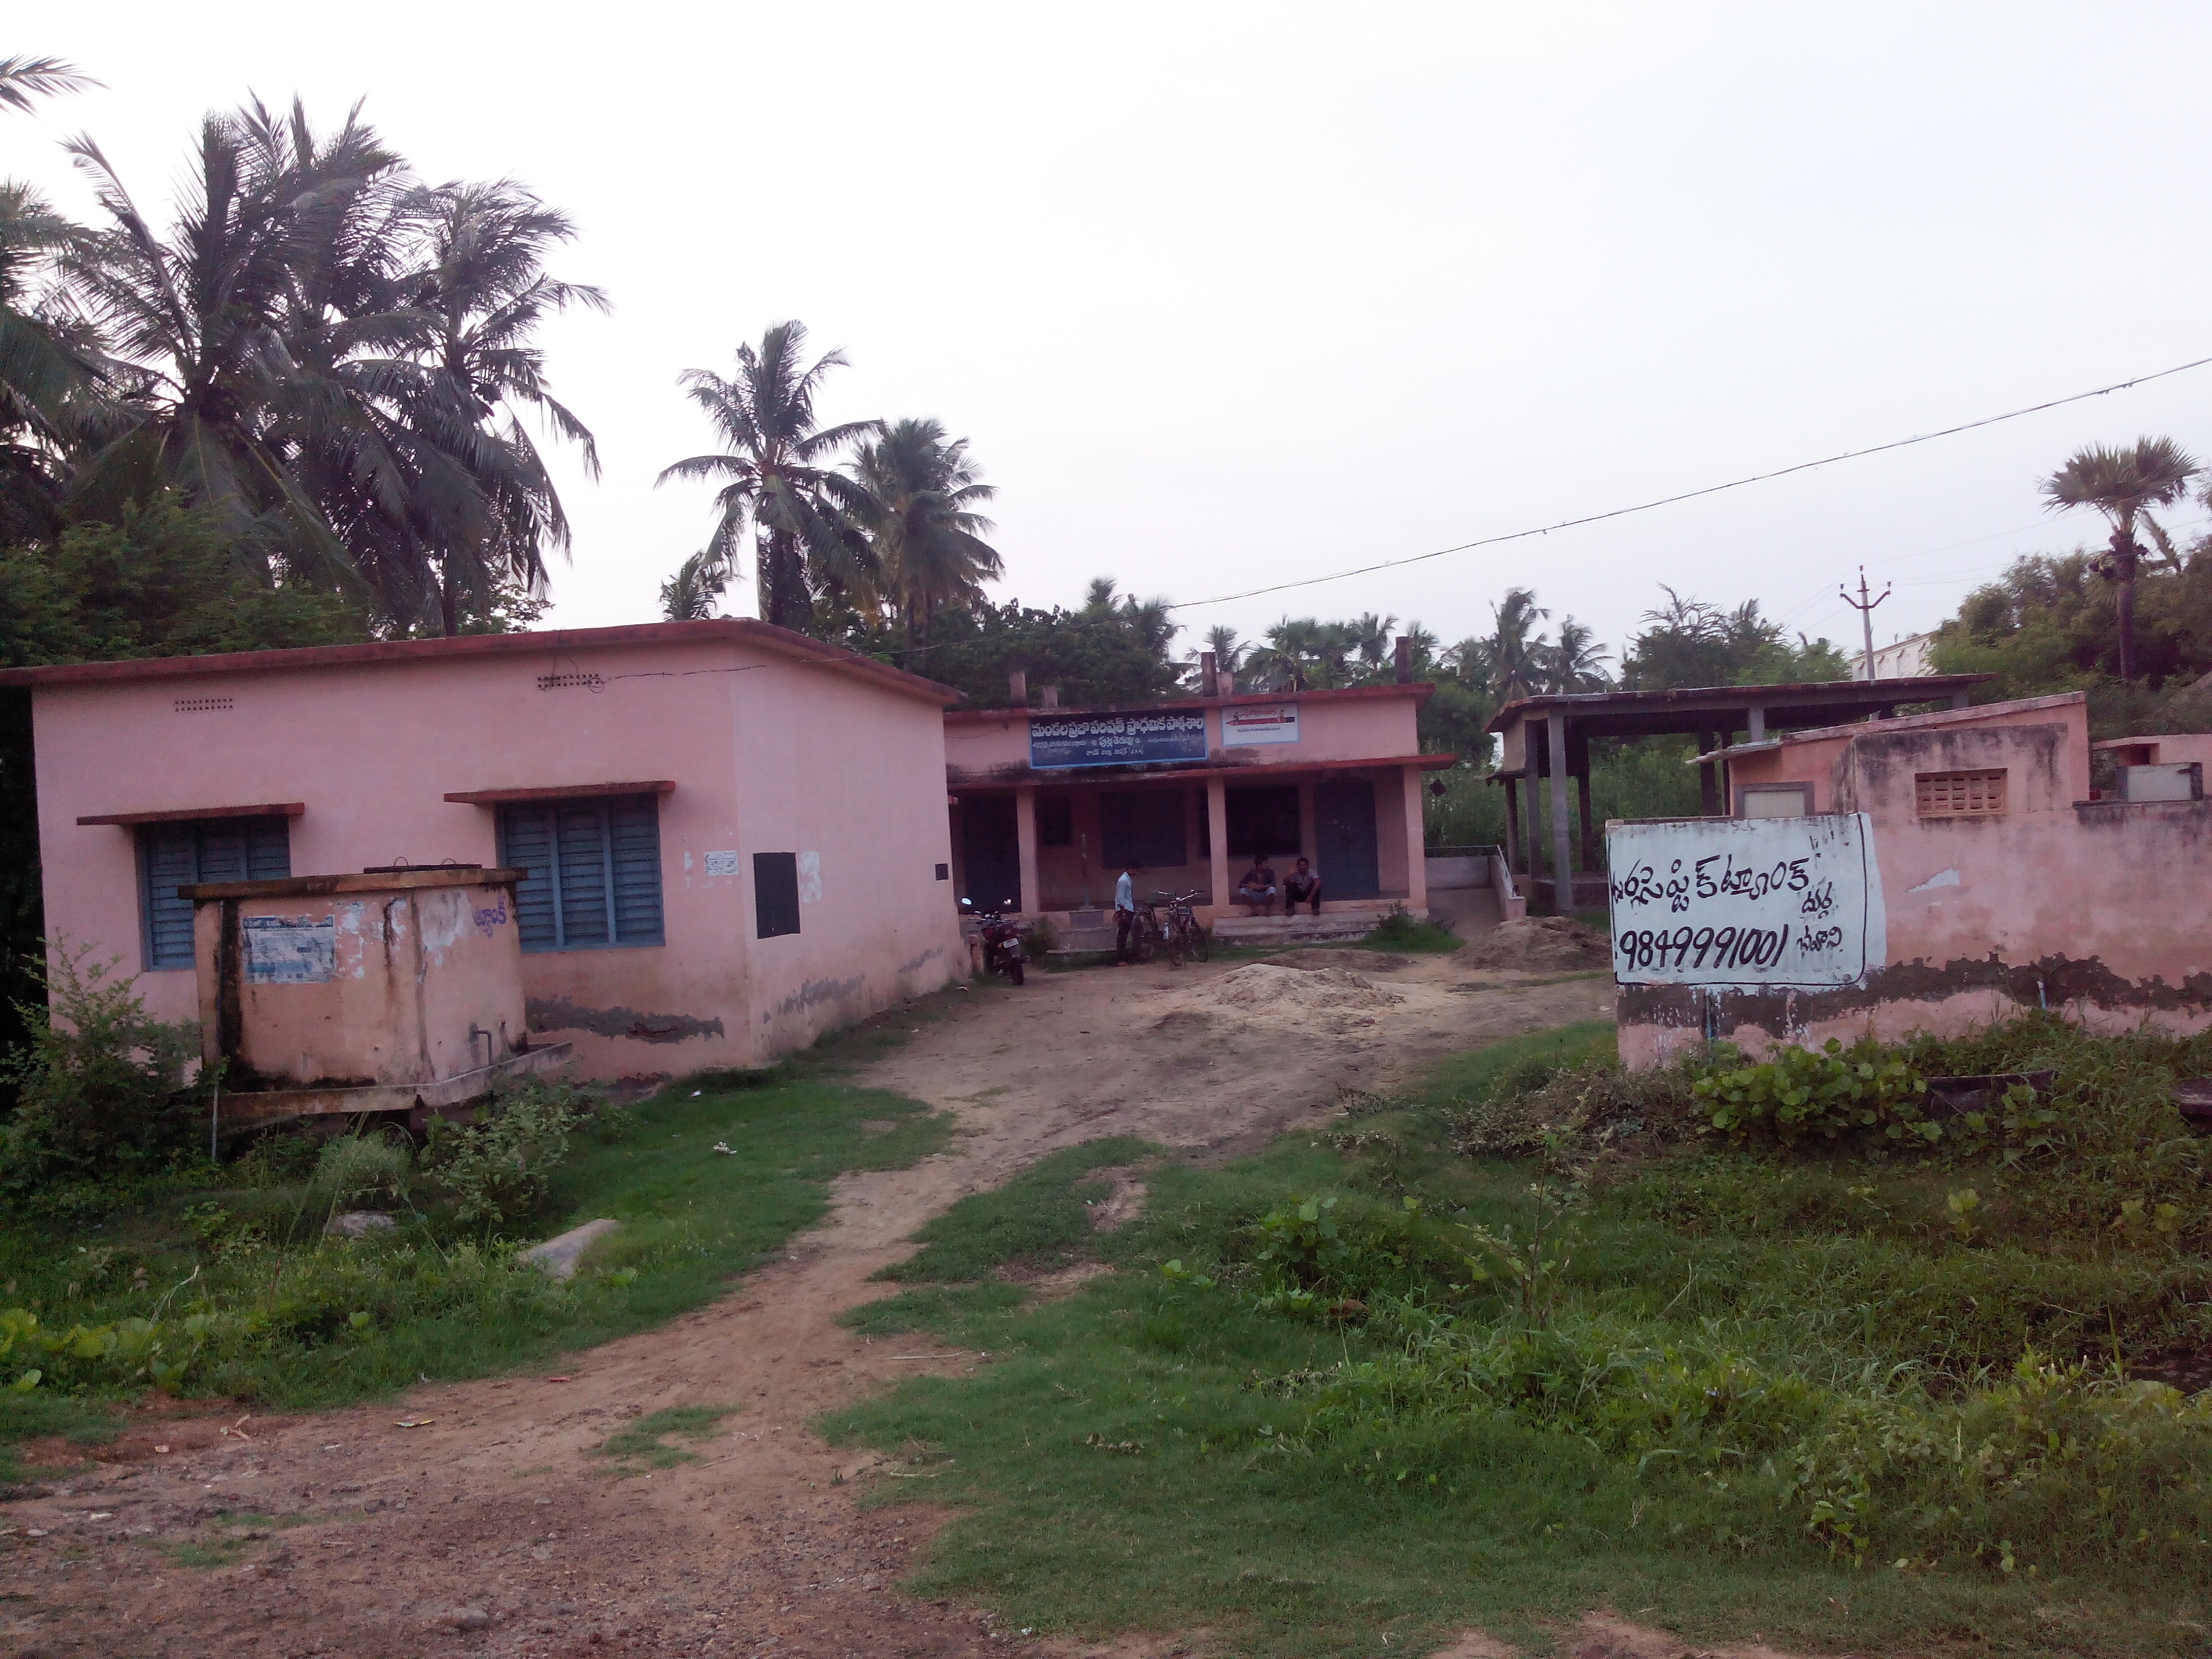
[13,3,2212,670]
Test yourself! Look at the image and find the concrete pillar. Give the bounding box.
[1522,762,1542,890]
[1401,766,1428,914]
[1501,777,1519,874]
[1698,731,1719,817]
[1014,786,1040,916]
[1746,704,1766,742]
[1393,636,1412,684]
[1549,714,1572,915]
[1200,651,1218,698]
[1205,776,1230,914]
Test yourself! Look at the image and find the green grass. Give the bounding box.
[820,1019,2212,1658]
[0,990,965,1437]
[876,1136,1157,1285]
[597,1404,739,1471]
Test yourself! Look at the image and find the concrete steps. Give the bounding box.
[1210,904,1411,947]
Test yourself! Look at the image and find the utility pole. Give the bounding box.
[1839,565,1891,680]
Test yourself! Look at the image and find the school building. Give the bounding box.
[0,621,967,1080]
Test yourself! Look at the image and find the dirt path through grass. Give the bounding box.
[0,957,1610,1658]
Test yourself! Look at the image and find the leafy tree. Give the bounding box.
[2039,437,2199,686]
[659,321,880,633]
[833,589,1184,710]
[1620,586,1847,690]
[851,417,1000,650]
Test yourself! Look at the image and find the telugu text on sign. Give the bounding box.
[1029,710,1208,769]
[1604,814,1885,989]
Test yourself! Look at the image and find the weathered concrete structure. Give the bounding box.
[1616,693,2212,1065]
[3,621,966,1080]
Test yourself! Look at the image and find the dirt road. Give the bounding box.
[0,956,1611,1659]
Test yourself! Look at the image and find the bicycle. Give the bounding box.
[1153,888,1209,966]
[1130,897,1165,963]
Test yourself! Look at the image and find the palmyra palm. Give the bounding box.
[2041,437,2199,686]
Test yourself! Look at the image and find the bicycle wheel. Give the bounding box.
[1165,920,1185,968]
[1188,920,1210,962]
[1134,915,1158,963]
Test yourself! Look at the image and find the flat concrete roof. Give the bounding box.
[1687,691,2087,764]
[0,618,965,708]
[1487,674,1990,739]
[943,682,1432,724]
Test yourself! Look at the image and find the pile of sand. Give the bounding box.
[1204,963,1406,1013]
[1456,916,1613,972]
[1263,948,1413,974]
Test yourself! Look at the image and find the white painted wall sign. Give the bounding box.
[1222,703,1300,746]
[243,914,337,984]
[703,850,739,877]
[1605,813,1886,989]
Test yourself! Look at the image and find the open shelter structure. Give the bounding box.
[1484,675,1987,911]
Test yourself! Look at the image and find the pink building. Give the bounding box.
[1618,692,2212,1064]
[0,621,966,1080]
[945,680,1450,939]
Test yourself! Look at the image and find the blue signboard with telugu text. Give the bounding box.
[1029,710,1208,769]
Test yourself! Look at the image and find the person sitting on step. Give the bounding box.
[1283,856,1323,916]
[1235,854,1279,916]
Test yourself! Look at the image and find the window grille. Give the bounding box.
[1915,769,2008,818]
[535,672,605,691]
[173,696,234,713]
[138,816,291,969]
[496,794,665,951]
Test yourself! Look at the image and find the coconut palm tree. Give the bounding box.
[394,180,605,632]
[659,548,728,621]
[1484,587,1551,699]
[58,101,400,574]
[1349,611,1398,671]
[658,321,880,633]
[0,181,104,540]
[2041,437,2200,685]
[1538,617,1612,694]
[850,417,998,650]
[0,55,98,115]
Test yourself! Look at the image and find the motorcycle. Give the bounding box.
[961,897,1026,986]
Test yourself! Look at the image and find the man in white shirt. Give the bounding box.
[1113,865,1139,964]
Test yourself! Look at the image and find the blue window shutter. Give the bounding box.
[609,796,665,944]
[138,815,292,971]
[140,825,199,969]
[498,806,559,951]
[554,801,611,947]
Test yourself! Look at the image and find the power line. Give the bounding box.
[1165,350,2212,612]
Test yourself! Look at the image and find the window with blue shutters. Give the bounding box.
[137,815,292,970]
[496,794,665,952]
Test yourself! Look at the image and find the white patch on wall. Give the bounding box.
[1606,813,1885,989]
[798,851,823,903]
[1908,868,1961,893]
[703,850,739,877]
[243,915,336,984]
[1222,703,1300,746]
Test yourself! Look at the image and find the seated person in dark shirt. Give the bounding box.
[1235,855,1279,916]
[1283,857,1322,915]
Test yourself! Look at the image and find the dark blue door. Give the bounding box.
[1314,781,1379,899]
[960,796,1023,912]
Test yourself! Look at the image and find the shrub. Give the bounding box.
[309,1132,413,1215]
[0,943,201,1204]
[1692,1037,1931,1145]
[422,1080,585,1227]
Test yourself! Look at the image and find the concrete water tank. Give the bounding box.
[182,865,571,1131]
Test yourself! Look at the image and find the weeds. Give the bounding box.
[827,1014,2212,1658]
[598,1404,738,1471]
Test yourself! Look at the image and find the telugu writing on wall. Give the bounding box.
[1604,813,1884,989]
